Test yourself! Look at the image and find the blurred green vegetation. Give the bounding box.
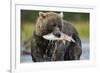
[21,10,89,40]
[73,21,89,39]
[21,23,34,40]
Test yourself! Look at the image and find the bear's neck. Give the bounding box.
[34,33,50,49]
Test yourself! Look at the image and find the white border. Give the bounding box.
[11,3,96,73]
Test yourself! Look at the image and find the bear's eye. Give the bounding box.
[58,24,62,28]
[52,24,56,26]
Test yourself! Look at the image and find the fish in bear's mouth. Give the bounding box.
[43,32,75,44]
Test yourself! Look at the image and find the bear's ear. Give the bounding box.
[39,12,46,18]
[59,12,63,18]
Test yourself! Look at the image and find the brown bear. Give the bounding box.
[31,12,82,62]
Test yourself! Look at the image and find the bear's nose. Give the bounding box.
[53,32,61,38]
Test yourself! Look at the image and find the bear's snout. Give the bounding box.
[53,31,61,38]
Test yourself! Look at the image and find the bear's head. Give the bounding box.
[35,12,75,42]
[35,12,63,38]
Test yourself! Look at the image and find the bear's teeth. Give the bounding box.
[43,32,75,43]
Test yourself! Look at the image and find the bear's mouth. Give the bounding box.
[42,32,75,43]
